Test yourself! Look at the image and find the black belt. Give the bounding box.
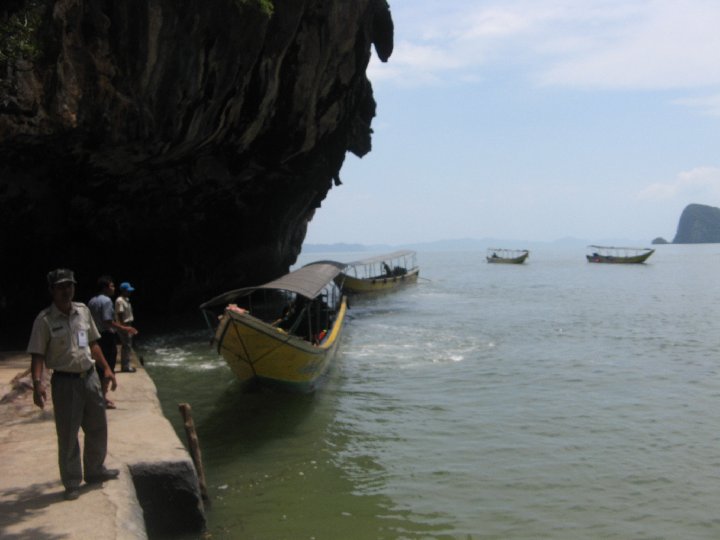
[52,367,94,379]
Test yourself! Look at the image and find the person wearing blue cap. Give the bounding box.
[115,282,138,372]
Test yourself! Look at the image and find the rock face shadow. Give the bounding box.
[130,461,206,537]
[0,1,396,330]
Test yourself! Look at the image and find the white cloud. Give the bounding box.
[538,0,720,89]
[368,40,465,85]
[455,7,534,40]
[638,167,720,201]
[674,94,720,117]
[373,0,720,91]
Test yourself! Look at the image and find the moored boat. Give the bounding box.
[336,250,419,293]
[199,262,347,392]
[486,248,529,264]
[586,245,655,264]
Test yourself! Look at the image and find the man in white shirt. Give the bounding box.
[115,281,139,373]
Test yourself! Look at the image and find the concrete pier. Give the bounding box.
[0,352,205,539]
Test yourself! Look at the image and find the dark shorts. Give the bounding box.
[96,331,117,372]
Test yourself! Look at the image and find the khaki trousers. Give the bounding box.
[51,369,108,489]
[118,329,134,370]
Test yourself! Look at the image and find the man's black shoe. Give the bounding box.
[85,468,120,484]
[64,488,80,500]
[121,366,137,373]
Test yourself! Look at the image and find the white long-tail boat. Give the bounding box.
[486,248,529,264]
[586,245,654,264]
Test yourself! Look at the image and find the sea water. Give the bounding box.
[144,244,720,539]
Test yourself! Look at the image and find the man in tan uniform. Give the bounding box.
[27,268,120,500]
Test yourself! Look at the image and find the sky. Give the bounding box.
[304,0,720,246]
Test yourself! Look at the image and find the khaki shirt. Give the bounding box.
[27,302,100,373]
[115,296,134,325]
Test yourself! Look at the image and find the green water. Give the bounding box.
[144,245,720,539]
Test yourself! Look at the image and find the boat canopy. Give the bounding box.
[587,245,652,251]
[345,250,416,267]
[487,248,529,255]
[200,262,345,309]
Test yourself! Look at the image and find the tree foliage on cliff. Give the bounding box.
[0,0,47,66]
[232,0,274,16]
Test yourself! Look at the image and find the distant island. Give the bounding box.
[672,203,720,243]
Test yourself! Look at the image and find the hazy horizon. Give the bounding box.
[304,0,720,246]
[301,234,673,252]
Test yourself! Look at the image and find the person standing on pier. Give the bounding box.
[88,275,137,407]
[27,268,120,501]
[114,282,138,373]
[87,276,119,373]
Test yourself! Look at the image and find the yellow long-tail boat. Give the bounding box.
[200,262,347,392]
[336,250,419,293]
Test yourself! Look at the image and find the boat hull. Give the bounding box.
[586,251,654,264]
[214,297,347,392]
[337,267,420,293]
[487,253,529,264]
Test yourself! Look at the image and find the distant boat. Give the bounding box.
[586,245,655,264]
[199,262,347,392]
[334,250,419,294]
[486,248,529,264]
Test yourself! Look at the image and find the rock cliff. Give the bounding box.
[672,204,720,244]
[0,0,393,333]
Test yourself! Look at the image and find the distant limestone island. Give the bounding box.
[661,203,720,244]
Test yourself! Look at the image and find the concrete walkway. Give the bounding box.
[0,352,204,539]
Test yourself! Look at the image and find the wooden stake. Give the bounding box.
[178,403,209,502]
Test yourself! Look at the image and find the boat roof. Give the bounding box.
[345,250,416,267]
[200,262,345,309]
[587,245,653,251]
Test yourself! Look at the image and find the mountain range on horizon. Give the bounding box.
[301,236,648,253]
[303,203,720,253]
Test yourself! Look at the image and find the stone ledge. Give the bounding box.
[0,352,206,538]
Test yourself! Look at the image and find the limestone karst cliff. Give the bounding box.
[0,0,393,336]
[672,204,720,244]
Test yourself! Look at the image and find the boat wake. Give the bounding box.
[343,323,491,368]
[148,346,225,371]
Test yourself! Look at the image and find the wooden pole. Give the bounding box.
[178,403,209,502]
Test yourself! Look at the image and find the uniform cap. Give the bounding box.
[47,268,77,286]
[119,282,135,292]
